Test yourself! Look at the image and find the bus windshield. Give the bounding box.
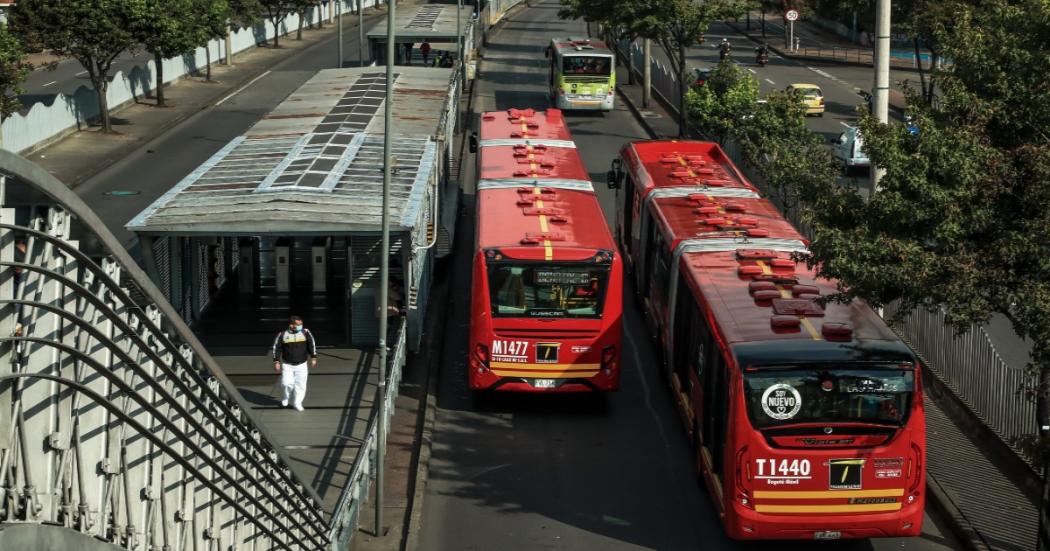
[562,56,611,76]
[488,263,610,318]
[743,368,914,429]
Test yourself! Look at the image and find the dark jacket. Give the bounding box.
[272,328,317,365]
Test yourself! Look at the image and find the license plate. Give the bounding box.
[533,379,556,389]
[814,531,841,540]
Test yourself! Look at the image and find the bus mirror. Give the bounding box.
[606,169,621,189]
[468,132,479,154]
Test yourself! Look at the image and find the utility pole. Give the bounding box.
[337,0,344,68]
[643,38,652,108]
[376,0,395,538]
[870,0,890,191]
[225,23,234,65]
[359,0,366,67]
[457,0,465,82]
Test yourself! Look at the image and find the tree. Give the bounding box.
[685,59,759,145]
[0,23,31,128]
[9,0,145,133]
[295,0,320,40]
[196,0,233,81]
[559,0,655,84]
[260,0,299,48]
[791,1,1050,544]
[136,0,207,107]
[646,0,748,136]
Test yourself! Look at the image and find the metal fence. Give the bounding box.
[611,37,1038,463]
[885,303,1036,462]
[0,150,330,549]
[329,317,408,549]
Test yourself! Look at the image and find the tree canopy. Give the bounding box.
[800,0,1050,465]
[0,23,31,127]
[9,0,146,133]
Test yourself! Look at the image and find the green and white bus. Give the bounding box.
[545,37,616,112]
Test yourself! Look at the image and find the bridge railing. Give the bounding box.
[0,150,330,550]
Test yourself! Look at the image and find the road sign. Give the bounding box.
[786,9,799,21]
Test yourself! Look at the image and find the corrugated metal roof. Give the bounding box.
[127,67,454,236]
[366,4,474,41]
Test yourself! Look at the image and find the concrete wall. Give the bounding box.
[2,0,375,154]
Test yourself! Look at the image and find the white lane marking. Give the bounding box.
[812,68,834,79]
[42,81,57,87]
[76,70,87,76]
[840,121,852,128]
[216,70,271,106]
[747,68,756,74]
[764,78,775,85]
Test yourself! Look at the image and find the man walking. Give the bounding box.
[272,315,317,411]
[420,39,432,66]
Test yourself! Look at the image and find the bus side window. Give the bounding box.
[622,173,635,254]
[698,309,726,475]
[672,269,693,390]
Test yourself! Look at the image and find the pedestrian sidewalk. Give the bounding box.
[613,63,1038,551]
[22,4,397,189]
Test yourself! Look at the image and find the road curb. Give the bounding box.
[59,10,385,189]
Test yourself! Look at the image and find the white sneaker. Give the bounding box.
[293,403,304,411]
[281,400,288,407]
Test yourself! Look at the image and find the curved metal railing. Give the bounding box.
[0,149,330,549]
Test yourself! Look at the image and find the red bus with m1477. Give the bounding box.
[467,108,623,393]
[607,140,925,540]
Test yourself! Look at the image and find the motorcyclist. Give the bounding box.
[719,38,732,60]
[755,43,769,65]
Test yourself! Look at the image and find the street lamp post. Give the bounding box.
[376,0,395,538]
[337,0,344,68]
[360,0,366,67]
[870,0,890,191]
[457,0,463,79]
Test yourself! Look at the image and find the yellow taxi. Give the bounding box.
[786,83,825,116]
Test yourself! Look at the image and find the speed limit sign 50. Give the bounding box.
[786,9,799,21]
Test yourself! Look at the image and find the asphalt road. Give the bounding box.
[20,51,155,110]
[417,2,959,550]
[71,12,385,248]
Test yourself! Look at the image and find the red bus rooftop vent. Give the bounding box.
[772,298,825,317]
[687,193,712,202]
[521,232,565,244]
[771,258,795,269]
[771,315,801,329]
[822,322,854,340]
[748,280,777,293]
[737,249,776,260]
[793,284,820,296]
[738,265,764,277]
[696,206,720,215]
[753,289,781,301]
[724,202,746,212]
[746,228,770,238]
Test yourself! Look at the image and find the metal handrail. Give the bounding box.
[0,228,328,528]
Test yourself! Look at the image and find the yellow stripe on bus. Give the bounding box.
[755,503,902,514]
[533,188,553,260]
[754,488,904,500]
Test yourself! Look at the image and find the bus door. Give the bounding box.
[701,320,728,477]
[645,225,672,349]
[618,172,637,270]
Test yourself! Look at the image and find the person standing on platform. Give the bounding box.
[272,315,317,411]
[420,39,432,66]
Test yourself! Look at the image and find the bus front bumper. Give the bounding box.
[725,495,924,540]
[556,94,615,111]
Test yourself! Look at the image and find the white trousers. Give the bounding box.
[280,362,308,407]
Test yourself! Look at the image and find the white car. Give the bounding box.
[831,126,869,171]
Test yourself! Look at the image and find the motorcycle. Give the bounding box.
[756,52,769,66]
[719,45,732,61]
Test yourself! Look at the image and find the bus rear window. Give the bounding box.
[743,368,914,429]
[488,264,609,318]
[562,56,611,76]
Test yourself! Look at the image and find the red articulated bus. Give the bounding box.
[467,108,623,393]
[606,140,925,540]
